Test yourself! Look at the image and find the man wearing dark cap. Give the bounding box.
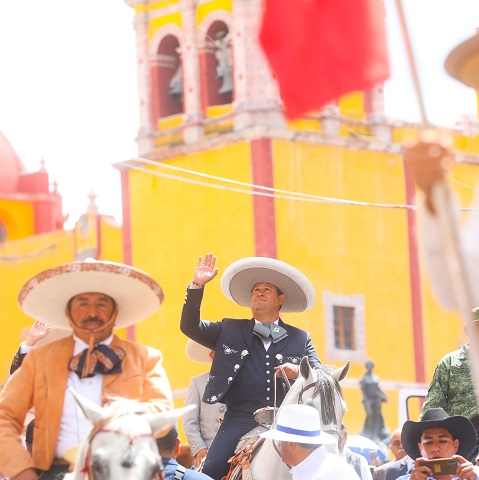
[397,407,479,480]
[180,253,320,480]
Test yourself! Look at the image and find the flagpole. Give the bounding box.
[394,0,429,126]
[429,182,479,401]
[395,0,479,407]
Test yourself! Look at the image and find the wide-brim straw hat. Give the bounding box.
[402,407,476,459]
[18,260,164,329]
[185,339,213,363]
[220,257,315,313]
[445,31,479,89]
[261,404,336,445]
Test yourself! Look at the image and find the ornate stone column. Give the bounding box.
[231,0,285,131]
[130,7,155,155]
[181,0,204,144]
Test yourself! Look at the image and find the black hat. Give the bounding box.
[402,408,476,459]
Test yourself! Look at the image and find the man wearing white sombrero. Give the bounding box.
[260,404,359,480]
[0,260,174,480]
[180,253,320,479]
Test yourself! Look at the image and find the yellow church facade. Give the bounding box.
[119,0,479,436]
[2,0,479,444]
[120,123,479,435]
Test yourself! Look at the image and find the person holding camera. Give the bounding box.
[397,407,479,480]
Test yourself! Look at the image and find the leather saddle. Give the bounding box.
[224,407,278,480]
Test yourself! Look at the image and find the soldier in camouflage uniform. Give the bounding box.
[420,307,479,421]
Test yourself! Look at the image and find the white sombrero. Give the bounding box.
[445,30,479,89]
[185,339,213,364]
[220,257,315,313]
[261,404,336,445]
[18,260,164,329]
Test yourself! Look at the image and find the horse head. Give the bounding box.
[294,356,350,448]
[249,357,350,480]
[66,388,195,480]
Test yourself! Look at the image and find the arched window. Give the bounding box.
[151,34,183,122]
[200,21,233,110]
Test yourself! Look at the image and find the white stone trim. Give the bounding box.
[322,291,367,364]
[149,24,183,60]
[197,9,232,49]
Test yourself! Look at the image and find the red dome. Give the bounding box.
[0,131,25,193]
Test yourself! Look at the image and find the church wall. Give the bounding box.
[98,216,124,263]
[125,141,255,397]
[123,0,479,437]
[122,129,479,434]
[0,230,75,381]
[0,199,35,241]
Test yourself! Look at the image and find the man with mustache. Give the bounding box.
[180,253,320,479]
[0,259,173,480]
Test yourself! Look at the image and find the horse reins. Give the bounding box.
[273,365,292,425]
[297,381,317,404]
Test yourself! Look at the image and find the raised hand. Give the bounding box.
[192,253,219,287]
[404,130,454,214]
[25,321,50,347]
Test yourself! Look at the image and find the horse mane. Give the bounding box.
[310,365,343,427]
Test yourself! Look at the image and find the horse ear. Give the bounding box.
[299,356,313,381]
[331,361,350,382]
[68,387,107,425]
[147,405,197,437]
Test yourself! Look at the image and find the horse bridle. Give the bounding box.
[297,381,317,405]
[80,413,162,480]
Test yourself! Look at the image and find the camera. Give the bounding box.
[419,458,457,476]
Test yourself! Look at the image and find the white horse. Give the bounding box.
[65,389,195,480]
[231,356,349,480]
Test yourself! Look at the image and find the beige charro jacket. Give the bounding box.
[0,335,173,478]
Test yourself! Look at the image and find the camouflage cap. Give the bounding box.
[472,307,479,323]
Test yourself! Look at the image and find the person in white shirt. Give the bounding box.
[260,404,360,480]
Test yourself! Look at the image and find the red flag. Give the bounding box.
[259,0,390,119]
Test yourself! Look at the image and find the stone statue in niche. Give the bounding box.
[214,30,233,95]
[168,48,183,100]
